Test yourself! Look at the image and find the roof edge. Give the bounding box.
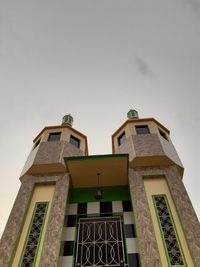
[64,153,129,163]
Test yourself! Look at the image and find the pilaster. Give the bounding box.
[0,176,33,267]
[129,168,161,267]
[166,165,200,267]
[39,173,70,267]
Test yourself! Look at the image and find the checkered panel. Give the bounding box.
[67,203,77,215]
[87,202,100,214]
[61,200,140,267]
[112,200,123,213]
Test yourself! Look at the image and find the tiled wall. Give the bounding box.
[60,200,140,267]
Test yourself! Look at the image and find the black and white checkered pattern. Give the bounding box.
[60,200,140,267]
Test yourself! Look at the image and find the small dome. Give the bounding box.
[127,109,139,119]
[62,114,73,126]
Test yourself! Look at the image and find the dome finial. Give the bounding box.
[62,114,73,127]
[127,109,139,119]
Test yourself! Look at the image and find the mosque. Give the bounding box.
[0,110,199,267]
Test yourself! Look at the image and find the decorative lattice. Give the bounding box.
[153,195,185,266]
[75,216,127,267]
[21,202,48,266]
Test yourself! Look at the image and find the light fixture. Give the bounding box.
[95,172,102,200]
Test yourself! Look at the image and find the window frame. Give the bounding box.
[135,125,150,135]
[20,202,49,266]
[70,134,81,148]
[152,194,186,267]
[47,132,61,142]
[33,138,41,149]
[159,129,168,141]
[118,131,126,146]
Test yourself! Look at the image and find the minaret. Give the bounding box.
[0,115,88,267]
[111,109,200,267]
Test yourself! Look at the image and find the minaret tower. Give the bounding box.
[0,115,88,267]
[112,109,200,267]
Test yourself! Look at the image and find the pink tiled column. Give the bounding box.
[129,168,161,267]
[0,176,34,267]
[166,165,200,267]
[39,173,70,267]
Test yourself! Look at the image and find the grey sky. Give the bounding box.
[0,0,199,236]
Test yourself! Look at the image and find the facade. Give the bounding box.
[0,110,199,267]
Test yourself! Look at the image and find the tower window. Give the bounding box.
[135,125,150,134]
[159,129,168,141]
[33,139,41,149]
[153,195,185,266]
[118,131,126,146]
[75,216,127,267]
[48,132,61,141]
[70,135,80,148]
[20,202,48,266]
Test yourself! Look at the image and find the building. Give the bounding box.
[0,110,199,267]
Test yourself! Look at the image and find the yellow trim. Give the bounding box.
[19,202,49,266]
[153,195,186,266]
[11,184,55,267]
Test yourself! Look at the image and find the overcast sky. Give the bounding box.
[0,0,199,237]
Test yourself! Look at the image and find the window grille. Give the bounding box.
[75,216,127,267]
[20,202,48,266]
[153,195,185,266]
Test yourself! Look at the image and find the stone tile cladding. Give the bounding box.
[40,173,70,267]
[34,141,84,166]
[166,165,200,267]
[129,168,161,267]
[116,136,136,161]
[129,165,200,267]
[116,134,164,162]
[0,175,33,267]
[132,134,164,157]
[0,173,70,267]
[115,134,182,169]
